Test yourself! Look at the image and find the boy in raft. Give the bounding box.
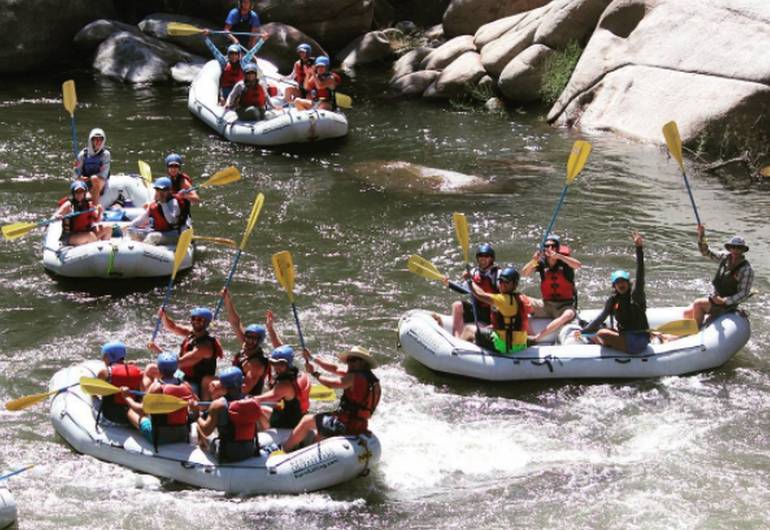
[520,234,582,343]
[123,177,191,246]
[74,127,110,201]
[470,266,531,354]
[95,341,143,425]
[164,153,199,204]
[53,181,111,246]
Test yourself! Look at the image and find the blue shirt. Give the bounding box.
[225,8,260,29]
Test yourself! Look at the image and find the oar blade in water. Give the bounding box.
[193,235,237,248]
[566,140,592,183]
[335,92,353,109]
[407,255,445,282]
[2,222,38,241]
[5,390,54,411]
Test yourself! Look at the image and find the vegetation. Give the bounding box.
[539,40,583,105]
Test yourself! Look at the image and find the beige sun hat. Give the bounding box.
[337,346,377,369]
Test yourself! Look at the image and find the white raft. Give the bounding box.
[188,60,349,146]
[398,307,750,381]
[49,362,381,495]
[0,485,16,529]
[42,174,194,279]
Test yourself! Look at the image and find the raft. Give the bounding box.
[188,60,349,146]
[398,307,750,381]
[0,485,16,529]
[48,362,381,495]
[42,175,194,279]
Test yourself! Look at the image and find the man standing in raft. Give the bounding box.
[684,225,753,327]
[224,0,264,50]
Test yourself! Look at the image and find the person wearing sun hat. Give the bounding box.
[267,346,381,454]
[684,224,754,327]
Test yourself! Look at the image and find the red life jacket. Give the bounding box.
[471,265,500,309]
[307,72,341,100]
[240,83,266,108]
[159,380,193,426]
[147,198,189,232]
[224,397,262,442]
[220,61,244,89]
[171,173,193,194]
[180,332,223,386]
[539,255,576,302]
[108,363,143,406]
[63,199,96,234]
[292,58,313,85]
[295,372,311,414]
[336,370,380,435]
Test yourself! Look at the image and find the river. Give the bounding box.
[0,70,768,529]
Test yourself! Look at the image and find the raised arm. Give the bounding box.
[222,288,246,342]
[204,37,226,67]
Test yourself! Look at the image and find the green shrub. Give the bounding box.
[540,40,583,105]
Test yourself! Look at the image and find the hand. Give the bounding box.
[696,224,705,240]
[221,287,229,299]
[302,348,312,363]
[261,31,269,40]
[632,231,643,247]
[711,295,726,306]
[202,28,210,36]
[532,250,540,261]
[543,247,556,259]
[265,309,274,327]
[441,276,449,287]
[147,341,161,354]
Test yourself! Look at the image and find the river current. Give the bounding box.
[0,70,769,529]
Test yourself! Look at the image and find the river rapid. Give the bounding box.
[0,71,769,529]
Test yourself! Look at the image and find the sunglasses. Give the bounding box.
[544,243,557,249]
[726,245,744,250]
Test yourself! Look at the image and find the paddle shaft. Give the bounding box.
[291,302,306,350]
[464,264,480,329]
[151,278,175,342]
[213,248,243,321]
[540,184,569,250]
[0,464,34,481]
[681,171,702,225]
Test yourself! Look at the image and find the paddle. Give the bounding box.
[2,208,96,241]
[212,192,265,320]
[452,212,480,325]
[407,254,469,293]
[582,319,699,338]
[192,235,237,248]
[79,376,143,397]
[179,166,241,194]
[4,382,80,411]
[0,464,35,481]
[167,21,262,37]
[62,80,78,159]
[662,121,702,225]
[151,228,194,342]
[272,250,306,350]
[541,140,591,249]
[138,160,153,188]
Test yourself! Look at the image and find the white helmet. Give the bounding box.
[87,128,106,156]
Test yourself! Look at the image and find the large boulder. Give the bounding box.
[336,31,396,75]
[419,35,476,70]
[74,19,141,52]
[423,50,486,98]
[390,46,433,81]
[93,30,200,84]
[498,43,555,101]
[0,0,115,74]
[547,0,770,151]
[533,0,612,49]
[257,22,326,74]
[442,0,551,38]
[388,70,440,97]
[138,13,230,57]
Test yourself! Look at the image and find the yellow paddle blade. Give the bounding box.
[239,192,264,249]
[62,80,77,117]
[272,250,296,302]
[5,389,57,411]
[200,166,241,188]
[309,384,335,401]
[2,221,38,241]
[759,165,770,177]
[407,255,445,282]
[171,228,193,279]
[662,121,685,173]
[452,212,470,262]
[335,92,352,109]
[566,140,592,184]
[193,235,237,248]
[79,376,121,396]
[166,21,205,37]
[142,393,188,414]
[653,319,699,337]
[138,160,152,186]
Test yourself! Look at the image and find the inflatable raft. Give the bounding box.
[398,307,750,381]
[188,60,348,146]
[49,362,381,495]
[42,175,194,279]
[0,485,16,529]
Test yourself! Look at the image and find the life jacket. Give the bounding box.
[471,265,500,309]
[216,394,261,462]
[150,377,193,449]
[62,198,96,234]
[239,82,266,108]
[100,363,143,425]
[307,73,341,102]
[147,198,189,233]
[292,58,314,85]
[220,61,244,89]
[179,332,223,387]
[79,148,109,178]
[268,368,310,429]
[336,370,380,435]
[232,346,268,396]
[712,256,748,299]
[610,290,649,333]
[490,293,530,352]
[171,172,193,194]
[538,255,576,302]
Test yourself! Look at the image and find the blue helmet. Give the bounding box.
[153,177,172,190]
[190,307,213,322]
[544,234,561,248]
[157,352,178,377]
[476,243,495,260]
[296,43,312,54]
[498,266,519,286]
[70,181,88,193]
[270,345,294,365]
[219,366,243,389]
[243,63,258,74]
[314,56,330,67]
[244,324,266,340]
[101,341,127,364]
[165,153,182,167]
[227,43,241,55]
[610,270,631,284]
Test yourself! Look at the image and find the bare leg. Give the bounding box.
[196,423,209,450]
[200,375,214,401]
[451,301,465,337]
[282,414,317,452]
[595,328,628,352]
[90,176,104,201]
[690,298,711,327]
[533,308,576,342]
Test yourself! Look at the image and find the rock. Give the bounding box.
[547,0,770,152]
[390,46,433,80]
[74,20,141,52]
[533,0,613,50]
[336,31,395,75]
[477,74,496,92]
[394,20,418,35]
[93,30,198,84]
[498,43,555,101]
[257,22,326,75]
[0,0,115,74]
[171,61,205,83]
[419,35,475,71]
[423,50,486,98]
[388,70,440,96]
[474,12,529,49]
[485,97,505,111]
[350,160,489,192]
[478,8,544,77]
[442,0,551,37]
[424,24,445,41]
[138,13,230,58]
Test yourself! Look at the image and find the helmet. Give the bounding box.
[87,128,106,156]
[610,270,631,284]
[243,63,258,74]
[498,266,520,286]
[296,43,312,54]
[475,243,495,260]
[244,324,266,340]
[165,153,182,167]
[269,345,294,365]
[101,341,126,364]
[70,181,88,193]
[190,307,213,322]
[314,56,330,67]
[725,236,749,252]
[227,43,241,55]
[157,352,178,377]
[153,177,172,190]
[544,234,561,248]
[219,366,244,389]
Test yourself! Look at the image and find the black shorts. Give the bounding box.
[314,413,346,437]
[462,300,491,325]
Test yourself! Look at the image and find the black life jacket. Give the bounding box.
[268,367,304,429]
[712,256,748,299]
[610,290,649,333]
[179,332,223,387]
